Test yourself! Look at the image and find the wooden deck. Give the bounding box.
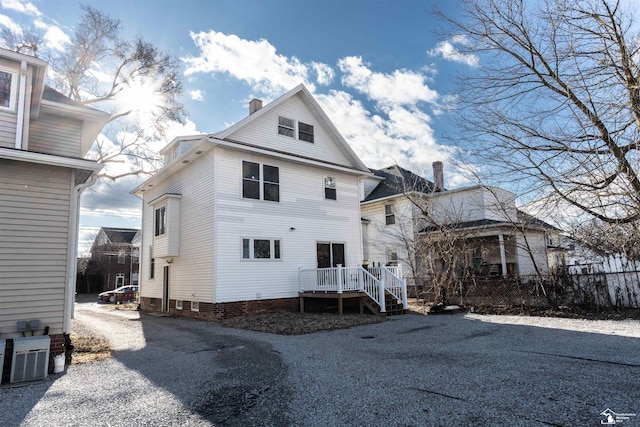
[299,291,368,315]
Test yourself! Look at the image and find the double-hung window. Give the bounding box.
[242,161,279,202]
[277,117,314,143]
[385,204,395,225]
[324,177,336,200]
[278,116,295,137]
[154,206,166,236]
[0,68,17,111]
[298,122,314,143]
[242,238,282,260]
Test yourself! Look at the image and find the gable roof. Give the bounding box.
[213,84,369,173]
[133,84,371,195]
[99,227,140,245]
[364,165,435,202]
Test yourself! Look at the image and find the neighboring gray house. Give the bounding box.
[0,48,108,372]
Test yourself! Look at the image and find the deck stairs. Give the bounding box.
[299,265,407,315]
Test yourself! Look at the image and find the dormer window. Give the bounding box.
[0,69,16,111]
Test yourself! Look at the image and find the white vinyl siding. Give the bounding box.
[29,113,83,158]
[0,160,72,337]
[226,93,355,168]
[0,110,17,149]
[214,148,363,303]
[139,151,216,303]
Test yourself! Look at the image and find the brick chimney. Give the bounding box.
[249,98,263,115]
[433,161,444,192]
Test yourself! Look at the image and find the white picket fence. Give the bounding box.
[298,265,407,313]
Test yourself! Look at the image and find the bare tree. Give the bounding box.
[2,4,186,180]
[438,0,640,226]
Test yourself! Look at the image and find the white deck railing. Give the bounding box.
[298,265,407,312]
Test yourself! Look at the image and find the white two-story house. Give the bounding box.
[0,48,107,378]
[133,84,370,319]
[361,163,563,288]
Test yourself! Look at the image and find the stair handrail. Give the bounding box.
[358,265,386,313]
[382,266,407,309]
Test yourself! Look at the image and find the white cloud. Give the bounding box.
[183,30,319,95]
[1,0,40,16]
[183,31,459,184]
[428,35,479,67]
[0,13,21,35]
[34,20,69,51]
[189,89,205,101]
[312,62,334,85]
[338,56,438,106]
[317,90,452,172]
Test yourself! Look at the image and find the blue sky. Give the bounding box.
[0,0,479,253]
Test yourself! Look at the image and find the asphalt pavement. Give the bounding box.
[1,298,639,426]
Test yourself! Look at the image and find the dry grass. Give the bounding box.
[219,312,386,335]
[69,333,112,365]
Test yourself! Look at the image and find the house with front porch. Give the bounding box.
[361,163,563,290]
[0,48,107,380]
[133,84,406,319]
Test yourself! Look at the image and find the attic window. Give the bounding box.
[298,122,314,143]
[0,69,16,111]
[278,116,295,137]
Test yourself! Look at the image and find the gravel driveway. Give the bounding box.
[2,301,639,426]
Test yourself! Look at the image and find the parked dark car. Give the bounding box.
[98,285,139,303]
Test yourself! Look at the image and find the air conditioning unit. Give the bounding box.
[10,336,50,383]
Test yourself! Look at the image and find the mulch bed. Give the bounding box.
[219,312,386,335]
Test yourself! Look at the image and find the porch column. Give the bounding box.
[498,234,507,278]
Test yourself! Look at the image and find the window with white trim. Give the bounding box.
[154,206,166,236]
[298,122,314,143]
[278,116,295,137]
[115,273,125,287]
[242,238,281,260]
[324,177,336,200]
[242,161,279,202]
[386,249,398,266]
[176,300,183,310]
[385,204,395,225]
[149,246,155,279]
[0,69,16,111]
[277,117,314,143]
[191,301,199,312]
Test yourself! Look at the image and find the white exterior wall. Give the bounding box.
[140,150,217,303]
[227,93,354,167]
[0,160,71,337]
[28,113,83,157]
[361,197,415,276]
[430,186,517,224]
[516,232,549,275]
[214,147,363,303]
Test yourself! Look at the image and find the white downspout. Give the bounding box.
[14,60,27,149]
[64,172,99,334]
